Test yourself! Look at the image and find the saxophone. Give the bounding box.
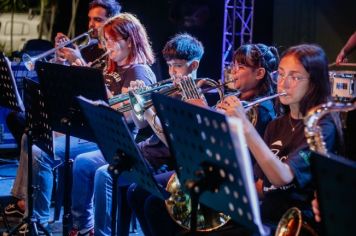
[276,101,356,236]
[303,101,356,156]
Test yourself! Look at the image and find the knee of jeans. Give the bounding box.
[94,165,110,183]
[73,154,94,172]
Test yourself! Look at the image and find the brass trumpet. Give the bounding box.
[23,29,93,71]
[109,77,230,121]
[275,207,318,236]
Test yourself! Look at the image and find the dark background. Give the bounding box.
[52,0,355,81]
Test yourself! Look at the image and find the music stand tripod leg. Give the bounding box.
[61,119,73,236]
[107,152,133,236]
[6,129,51,236]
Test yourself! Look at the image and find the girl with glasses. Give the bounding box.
[219,44,343,232]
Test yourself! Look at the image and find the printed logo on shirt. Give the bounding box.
[264,139,296,193]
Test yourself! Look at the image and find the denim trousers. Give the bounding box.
[11,134,98,224]
[71,150,107,232]
[93,164,132,236]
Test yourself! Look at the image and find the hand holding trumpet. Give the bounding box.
[55,32,85,65]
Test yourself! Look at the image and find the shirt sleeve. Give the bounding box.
[122,65,156,89]
[285,115,336,188]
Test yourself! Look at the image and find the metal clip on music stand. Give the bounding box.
[35,62,108,235]
[6,79,52,236]
[152,93,269,235]
[311,152,356,236]
[77,97,169,236]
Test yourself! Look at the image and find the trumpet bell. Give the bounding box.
[165,173,230,232]
[23,53,35,71]
[275,207,302,236]
[275,207,318,236]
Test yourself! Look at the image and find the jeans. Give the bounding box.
[71,150,107,231]
[93,164,132,236]
[11,134,98,224]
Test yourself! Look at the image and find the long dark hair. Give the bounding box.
[280,44,344,154]
[233,43,279,96]
[280,44,330,116]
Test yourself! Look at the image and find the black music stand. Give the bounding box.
[311,152,356,236]
[6,79,52,236]
[0,52,24,112]
[152,93,268,235]
[35,62,108,235]
[77,96,168,236]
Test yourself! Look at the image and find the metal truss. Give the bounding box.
[221,0,254,80]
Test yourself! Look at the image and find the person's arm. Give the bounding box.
[312,192,321,222]
[53,32,86,65]
[122,65,156,124]
[336,31,356,63]
[219,95,294,187]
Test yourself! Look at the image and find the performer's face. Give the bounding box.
[166,59,195,78]
[88,7,108,38]
[277,55,310,107]
[104,33,131,66]
[229,63,262,93]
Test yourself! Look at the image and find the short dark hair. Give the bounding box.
[233,43,280,96]
[89,0,121,18]
[162,33,204,62]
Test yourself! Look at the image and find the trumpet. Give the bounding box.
[109,77,234,121]
[22,29,93,71]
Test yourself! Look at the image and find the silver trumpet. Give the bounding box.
[23,29,93,71]
[109,77,235,121]
[243,92,287,109]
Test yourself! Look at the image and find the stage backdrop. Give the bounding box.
[273,0,356,63]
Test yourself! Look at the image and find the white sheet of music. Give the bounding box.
[227,116,268,236]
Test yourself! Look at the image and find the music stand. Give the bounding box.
[6,79,52,236]
[0,52,24,112]
[77,96,168,236]
[152,93,268,235]
[311,152,356,236]
[35,61,108,235]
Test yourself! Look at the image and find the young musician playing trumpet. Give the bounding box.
[69,13,157,236]
[54,0,121,67]
[220,44,342,232]
[125,43,280,236]
[92,33,204,236]
[3,0,121,230]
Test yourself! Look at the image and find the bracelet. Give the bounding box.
[151,113,164,134]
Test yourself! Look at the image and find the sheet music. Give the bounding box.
[227,117,268,236]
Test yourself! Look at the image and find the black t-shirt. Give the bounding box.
[104,63,156,96]
[255,114,337,224]
[81,40,106,69]
[104,63,157,144]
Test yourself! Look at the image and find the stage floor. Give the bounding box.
[0,149,143,235]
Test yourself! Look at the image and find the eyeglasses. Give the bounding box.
[103,37,125,47]
[277,72,308,86]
